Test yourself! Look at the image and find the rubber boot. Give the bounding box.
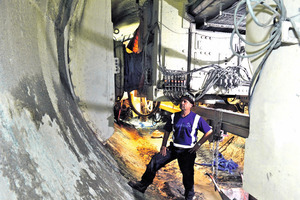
[128,181,148,193]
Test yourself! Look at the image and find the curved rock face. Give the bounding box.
[0,0,133,199]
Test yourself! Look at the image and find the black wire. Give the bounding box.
[219,136,235,153]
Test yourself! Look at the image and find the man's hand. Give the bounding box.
[188,143,201,154]
[189,130,212,154]
[160,146,167,156]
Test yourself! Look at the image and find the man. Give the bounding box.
[128,93,213,200]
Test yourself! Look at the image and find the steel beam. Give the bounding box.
[192,106,249,138]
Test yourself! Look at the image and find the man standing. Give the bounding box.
[128,94,213,200]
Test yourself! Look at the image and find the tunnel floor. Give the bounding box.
[105,118,246,200]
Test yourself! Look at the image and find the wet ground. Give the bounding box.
[105,118,247,200]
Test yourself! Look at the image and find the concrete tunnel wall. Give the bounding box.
[243,0,300,199]
[0,0,135,199]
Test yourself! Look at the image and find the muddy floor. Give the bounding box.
[105,118,247,200]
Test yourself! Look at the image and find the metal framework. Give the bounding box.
[192,105,249,138]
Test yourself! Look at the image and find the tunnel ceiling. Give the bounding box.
[111,0,245,35]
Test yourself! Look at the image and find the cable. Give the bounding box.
[229,0,296,114]
[159,22,189,35]
[161,64,251,102]
[219,136,235,153]
[230,1,282,59]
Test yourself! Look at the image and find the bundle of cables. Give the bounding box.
[194,65,251,101]
[230,0,300,110]
[161,64,251,103]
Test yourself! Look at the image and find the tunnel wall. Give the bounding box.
[0,0,134,199]
[243,0,300,199]
[68,0,115,142]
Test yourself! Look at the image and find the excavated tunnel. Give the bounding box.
[0,1,140,199]
[2,0,300,200]
[0,0,245,198]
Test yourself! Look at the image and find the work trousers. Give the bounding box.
[141,143,196,200]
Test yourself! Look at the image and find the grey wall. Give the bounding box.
[0,0,134,199]
[243,0,300,199]
[68,0,115,142]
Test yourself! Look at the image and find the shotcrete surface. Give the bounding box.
[0,0,134,199]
